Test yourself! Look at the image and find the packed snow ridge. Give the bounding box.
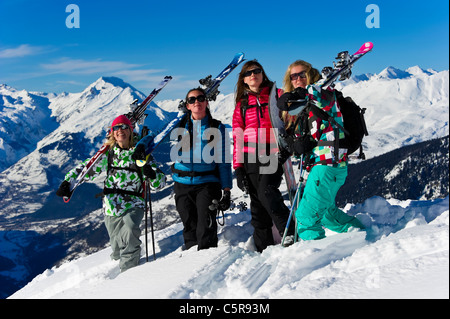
[9,195,449,299]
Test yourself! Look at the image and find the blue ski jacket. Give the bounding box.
[172,114,232,190]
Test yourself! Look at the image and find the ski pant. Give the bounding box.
[245,161,294,252]
[104,207,144,272]
[295,165,365,240]
[174,182,222,250]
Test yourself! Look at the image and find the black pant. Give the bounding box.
[174,182,222,250]
[244,161,294,252]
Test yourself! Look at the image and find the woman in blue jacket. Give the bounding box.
[172,88,232,250]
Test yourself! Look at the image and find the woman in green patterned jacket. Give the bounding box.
[56,115,165,272]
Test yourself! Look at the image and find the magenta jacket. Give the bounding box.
[232,86,282,169]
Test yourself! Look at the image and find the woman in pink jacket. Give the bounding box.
[232,60,295,252]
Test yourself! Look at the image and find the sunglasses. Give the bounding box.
[112,124,130,131]
[290,71,307,81]
[243,68,262,77]
[187,95,206,104]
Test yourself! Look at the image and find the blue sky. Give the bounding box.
[0,0,448,101]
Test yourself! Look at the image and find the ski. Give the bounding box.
[321,42,373,89]
[126,76,173,126]
[268,83,298,203]
[63,76,173,203]
[287,42,374,107]
[135,52,245,167]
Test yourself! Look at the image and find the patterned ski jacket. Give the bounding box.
[64,145,166,217]
[305,82,348,168]
[172,114,232,189]
[232,86,281,169]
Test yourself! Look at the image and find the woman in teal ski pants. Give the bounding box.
[279,60,365,241]
[296,165,364,240]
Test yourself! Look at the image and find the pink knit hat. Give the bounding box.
[111,114,133,131]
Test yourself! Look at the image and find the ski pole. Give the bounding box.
[144,180,149,262]
[281,188,300,245]
[281,155,304,246]
[147,180,156,261]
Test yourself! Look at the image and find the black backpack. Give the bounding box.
[308,90,369,159]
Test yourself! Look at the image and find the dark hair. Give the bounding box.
[235,59,272,104]
[185,87,207,102]
[179,87,216,150]
[184,87,211,117]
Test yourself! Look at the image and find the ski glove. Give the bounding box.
[278,134,294,164]
[218,189,231,211]
[278,147,292,165]
[56,180,72,198]
[235,167,249,194]
[293,135,317,156]
[143,164,156,179]
[131,143,146,161]
[277,87,308,111]
[209,190,231,214]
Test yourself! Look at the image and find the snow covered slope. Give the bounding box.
[9,195,449,299]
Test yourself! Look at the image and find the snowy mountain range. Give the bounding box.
[337,135,449,206]
[0,66,448,299]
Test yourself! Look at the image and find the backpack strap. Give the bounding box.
[240,95,249,127]
[309,103,349,135]
[104,147,144,198]
[307,103,348,162]
[170,164,219,178]
[239,92,269,126]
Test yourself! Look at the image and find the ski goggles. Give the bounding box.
[243,68,262,77]
[186,95,206,104]
[112,124,130,131]
[290,71,307,81]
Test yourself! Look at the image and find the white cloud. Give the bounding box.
[0,44,48,58]
[40,58,142,75]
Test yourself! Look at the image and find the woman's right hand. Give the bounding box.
[56,180,72,198]
[235,167,249,194]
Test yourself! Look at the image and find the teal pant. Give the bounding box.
[104,207,144,272]
[295,165,364,240]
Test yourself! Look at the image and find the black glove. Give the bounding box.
[277,88,308,111]
[293,135,317,156]
[132,143,146,161]
[278,147,292,165]
[235,167,249,194]
[292,87,308,99]
[277,92,295,111]
[56,180,72,198]
[279,134,294,154]
[143,164,157,179]
[218,189,231,211]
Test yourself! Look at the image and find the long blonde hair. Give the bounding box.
[282,60,320,92]
[282,60,321,131]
